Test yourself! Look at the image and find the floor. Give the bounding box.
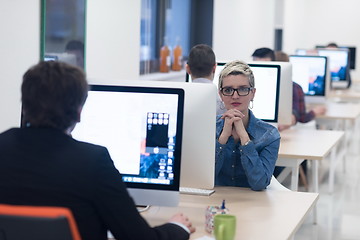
[286,148,360,240]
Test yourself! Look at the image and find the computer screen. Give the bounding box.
[317,48,349,82]
[248,64,280,122]
[316,45,356,70]
[72,85,184,207]
[86,79,217,191]
[295,48,350,83]
[248,61,293,126]
[289,55,328,97]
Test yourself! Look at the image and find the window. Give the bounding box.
[140,0,213,75]
[41,0,86,69]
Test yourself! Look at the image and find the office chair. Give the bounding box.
[0,204,81,240]
[267,175,291,191]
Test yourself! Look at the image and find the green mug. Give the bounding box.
[213,214,236,240]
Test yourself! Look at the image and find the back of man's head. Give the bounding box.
[252,47,275,61]
[326,42,338,49]
[187,44,216,78]
[21,61,88,131]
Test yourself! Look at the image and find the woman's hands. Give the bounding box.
[218,109,249,145]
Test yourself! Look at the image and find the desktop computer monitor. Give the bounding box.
[186,62,292,125]
[295,48,350,88]
[289,55,330,104]
[316,45,356,70]
[248,61,293,126]
[71,84,185,207]
[86,79,217,191]
[317,48,349,82]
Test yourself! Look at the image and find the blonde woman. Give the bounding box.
[215,60,280,191]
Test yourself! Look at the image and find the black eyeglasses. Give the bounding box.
[220,87,254,96]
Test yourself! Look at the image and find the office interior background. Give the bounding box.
[1,1,360,239]
[2,0,360,132]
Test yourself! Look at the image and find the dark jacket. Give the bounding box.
[0,127,189,240]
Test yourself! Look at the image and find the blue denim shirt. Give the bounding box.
[215,110,280,191]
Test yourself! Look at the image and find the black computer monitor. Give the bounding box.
[72,85,184,207]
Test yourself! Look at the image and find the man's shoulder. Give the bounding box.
[192,78,213,83]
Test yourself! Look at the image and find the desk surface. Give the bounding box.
[142,187,319,240]
[328,88,360,101]
[278,128,344,160]
[314,101,360,120]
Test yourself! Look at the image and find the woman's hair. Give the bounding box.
[218,60,255,88]
[21,61,89,131]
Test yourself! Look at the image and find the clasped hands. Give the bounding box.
[219,109,248,144]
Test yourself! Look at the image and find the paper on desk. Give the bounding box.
[194,236,215,240]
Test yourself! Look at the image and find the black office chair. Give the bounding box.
[0,204,81,240]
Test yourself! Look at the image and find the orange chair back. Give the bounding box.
[0,204,81,240]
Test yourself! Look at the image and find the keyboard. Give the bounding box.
[179,187,215,196]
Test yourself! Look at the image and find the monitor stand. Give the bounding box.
[332,81,349,89]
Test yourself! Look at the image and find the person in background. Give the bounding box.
[326,42,338,48]
[65,40,85,69]
[274,50,326,130]
[0,61,195,240]
[215,60,280,191]
[251,47,275,61]
[186,44,225,115]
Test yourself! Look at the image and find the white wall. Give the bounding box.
[0,0,40,132]
[283,0,360,80]
[0,1,141,132]
[86,0,141,83]
[213,0,276,62]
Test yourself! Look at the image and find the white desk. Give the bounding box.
[327,88,360,102]
[142,187,319,240]
[277,128,344,193]
[315,101,360,156]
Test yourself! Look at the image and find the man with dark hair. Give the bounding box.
[0,61,195,240]
[326,42,339,48]
[21,61,88,132]
[186,44,225,115]
[186,44,216,78]
[251,47,275,61]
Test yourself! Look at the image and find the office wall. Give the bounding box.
[86,0,141,83]
[0,1,141,132]
[0,0,40,132]
[283,0,360,80]
[213,0,276,62]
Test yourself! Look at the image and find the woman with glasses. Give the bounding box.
[215,60,280,191]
